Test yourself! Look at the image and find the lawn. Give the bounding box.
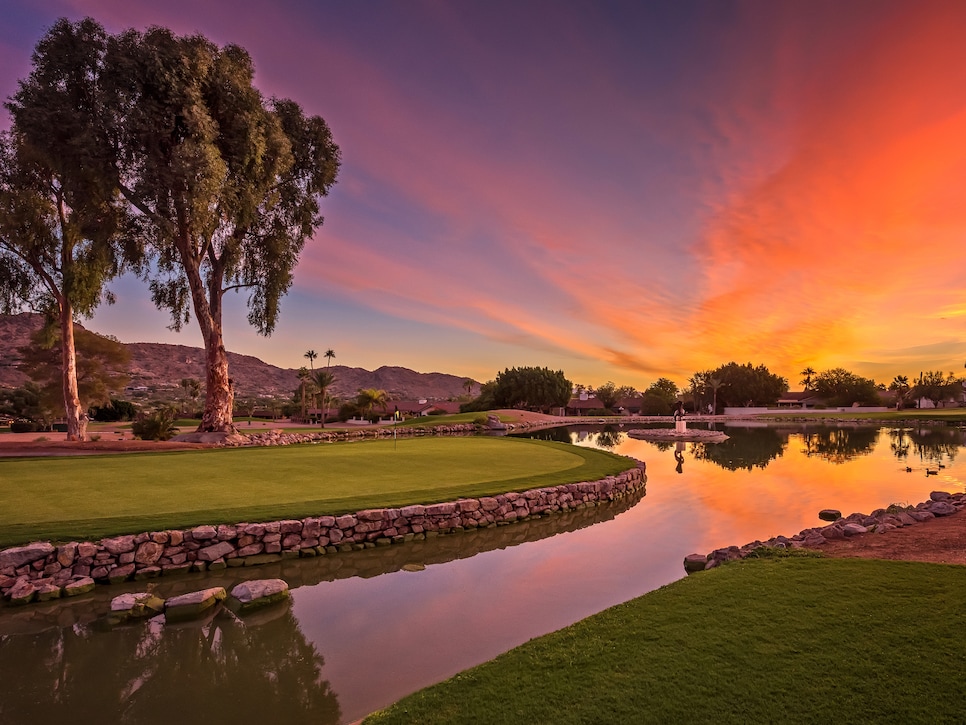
[366,555,966,724]
[0,436,633,547]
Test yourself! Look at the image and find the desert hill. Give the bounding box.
[0,313,475,401]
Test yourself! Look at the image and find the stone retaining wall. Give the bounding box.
[0,466,645,605]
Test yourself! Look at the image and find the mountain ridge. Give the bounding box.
[0,313,475,401]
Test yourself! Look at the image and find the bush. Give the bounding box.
[427,409,446,416]
[473,414,490,426]
[131,407,178,441]
[10,420,37,433]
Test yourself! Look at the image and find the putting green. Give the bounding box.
[0,436,632,546]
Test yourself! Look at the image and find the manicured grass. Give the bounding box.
[0,437,632,547]
[765,409,966,423]
[366,557,966,724]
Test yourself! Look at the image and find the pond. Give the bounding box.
[2,421,964,723]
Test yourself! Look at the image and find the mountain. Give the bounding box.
[0,313,475,401]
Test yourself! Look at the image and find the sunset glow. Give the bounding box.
[2,0,965,389]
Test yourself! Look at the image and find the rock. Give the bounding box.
[227,579,290,613]
[107,563,136,583]
[818,509,841,522]
[101,535,136,555]
[110,592,166,622]
[35,581,62,601]
[164,587,227,622]
[930,491,952,501]
[6,578,37,605]
[683,553,708,573]
[63,577,95,597]
[842,523,868,537]
[927,501,958,516]
[197,541,236,562]
[0,542,55,569]
[134,541,164,566]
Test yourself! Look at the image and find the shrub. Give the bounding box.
[473,414,490,426]
[131,407,178,441]
[427,408,446,416]
[10,420,37,433]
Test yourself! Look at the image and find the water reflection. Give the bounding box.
[800,426,879,464]
[691,426,786,471]
[0,603,341,724]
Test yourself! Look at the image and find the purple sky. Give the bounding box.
[3,0,966,390]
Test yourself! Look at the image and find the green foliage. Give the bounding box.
[472,414,490,426]
[813,367,881,407]
[19,325,129,412]
[461,380,497,413]
[594,382,619,410]
[89,398,138,422]
[644,377,679,405]
[10,420,38,433]
[492,366,572,412]
[356,388,389,422]
[131,407,178,441]
[638,392,671,415]
[701,362,788,408]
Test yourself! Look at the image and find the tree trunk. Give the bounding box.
[183,249,236,434]
[59,301,87,441]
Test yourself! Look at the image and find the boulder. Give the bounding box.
[927,501,958,517]
[110,592,166,623]
[227,579,290,614]
[683,553,708,573]
[818,509,841,522]
[842,523,868,537]
[164,587,227,622]
[63,577,96,597]
[0,542,55,570]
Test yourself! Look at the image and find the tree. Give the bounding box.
[812,368,881,407]
[12,19,341,434]
[595,382,619,411]
[707,362,787,408]
[645,378,679,406]
[1,19,143,440]
[889,375,911,410]
[491,366,572,413]
[296,367,312,420]
[800,367,817,391]
[19,325,130,420]
[356,388,389,422]
[312,369,335,427]
[324,349,335,367]
[462,378,475,397]
[179,377,201,415]
[304,350,317,371]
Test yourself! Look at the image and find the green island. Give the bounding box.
[0,436,632,547]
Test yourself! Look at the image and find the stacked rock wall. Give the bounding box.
[1,466,645,605]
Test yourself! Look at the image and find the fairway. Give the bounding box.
[0,437,632,546]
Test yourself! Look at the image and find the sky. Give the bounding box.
[2,0,966,391]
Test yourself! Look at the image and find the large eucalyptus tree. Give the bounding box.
[1,19,141,441]
[101,26,340,432]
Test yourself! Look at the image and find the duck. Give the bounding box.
[905,466,913,472]
[925,469,939,475]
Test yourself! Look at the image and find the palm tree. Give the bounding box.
[356,388,389,422]
[463,378,475,397]
[324,349,335,368]
[312,369,336,427]
[297,367,312,420]
[800,367,817,391]
[709,377,724,415]
[304,350,317,371]
[889,375,910,411]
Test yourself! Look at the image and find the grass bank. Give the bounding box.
[366,556,966,724]
[0,437,633,547]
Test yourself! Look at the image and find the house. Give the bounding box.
[777,391,823,408]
